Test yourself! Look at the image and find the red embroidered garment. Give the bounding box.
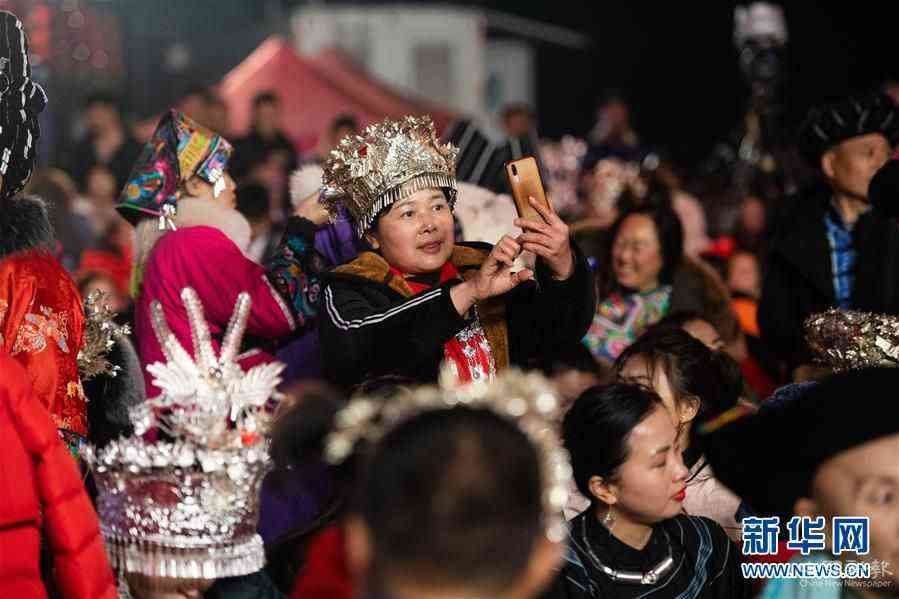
[0,251,87,437]
[389,261,496,384]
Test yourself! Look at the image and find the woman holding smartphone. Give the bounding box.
[318,115,594,389]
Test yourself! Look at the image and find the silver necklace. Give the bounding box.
[579,518,676,585]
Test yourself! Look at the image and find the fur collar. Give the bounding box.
[333,244,489,298]
[132,196,252,295]
[173,196,252,251]
[0,195,55,259]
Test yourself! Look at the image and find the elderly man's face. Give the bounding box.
[823,133,892,202]
[804,433,899,591]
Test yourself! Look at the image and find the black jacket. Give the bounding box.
[759,184,899,370]
[319,242,595,389]
[542,512,752,599]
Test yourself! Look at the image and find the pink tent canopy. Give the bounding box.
[220,37,455,152]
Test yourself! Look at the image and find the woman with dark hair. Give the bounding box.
[646,311,725,352]
[583,205,738,366]
[648,310,779,400]
[545,383,751,598]
[582,205,680,365]
[615,327,750,541]
[318,116,594,389]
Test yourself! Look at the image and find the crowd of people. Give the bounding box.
[2,7,899,599]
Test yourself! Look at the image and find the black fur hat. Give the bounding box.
[0,10,48,200]
[82,335,146,449]
[0,194,53,258]
[703,368,899,521]
[797,91,899,169]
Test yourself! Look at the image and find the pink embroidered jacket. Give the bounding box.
[136,220,321,397]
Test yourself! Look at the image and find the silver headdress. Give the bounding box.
[324,367,573,543]
[321,115,459,238]
[82,288,283,585]
[805,308,899,371]
[77,290,131,380]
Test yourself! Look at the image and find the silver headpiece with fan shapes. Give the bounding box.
[321,115,459,238]
[325,366,573,543]
[82,288,283,584]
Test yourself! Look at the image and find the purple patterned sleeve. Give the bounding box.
[264,217,325,324]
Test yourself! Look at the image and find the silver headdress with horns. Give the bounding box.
[805,308,899,371]
[324,367,573,543]
[81,288,282,584]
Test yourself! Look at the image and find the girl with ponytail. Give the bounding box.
[615,325,750,541]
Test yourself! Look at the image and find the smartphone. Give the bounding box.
[505,156,552,223]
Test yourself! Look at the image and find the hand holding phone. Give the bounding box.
[505,157,575,280]
[506,156,552,223]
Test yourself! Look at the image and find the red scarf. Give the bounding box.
[390,261,496,384]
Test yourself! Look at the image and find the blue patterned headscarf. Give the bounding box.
[116,109,232,226]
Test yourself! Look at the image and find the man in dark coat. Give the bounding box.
[759,92,899,375]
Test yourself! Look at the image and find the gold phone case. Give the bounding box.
[505,156,551,223]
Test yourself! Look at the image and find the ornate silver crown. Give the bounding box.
[805,308,899,372]
[321,115,459,238]
[77,290,132,380]
[82,288,283,584]
[325,367,573,543]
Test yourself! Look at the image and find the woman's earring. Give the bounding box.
[602,507,616,531]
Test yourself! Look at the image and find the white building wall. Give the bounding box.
[485,39,535,131]
[292,5,489,124]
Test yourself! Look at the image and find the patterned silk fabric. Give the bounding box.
[583,286,672,366]
[0,251,87,437]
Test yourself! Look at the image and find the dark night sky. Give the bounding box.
[470,1,899,167]
[110,1,899,170]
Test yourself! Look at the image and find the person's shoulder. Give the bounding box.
[768,185,829,237]
[1,249,67,280]
[667,514,734,546]
[329,251,389,281]
[149,227,246,277]
[157,226,239,252]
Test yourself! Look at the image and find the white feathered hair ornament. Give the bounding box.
[140,287,284,444]
[80,288,283,584]
[289,164,325,210]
